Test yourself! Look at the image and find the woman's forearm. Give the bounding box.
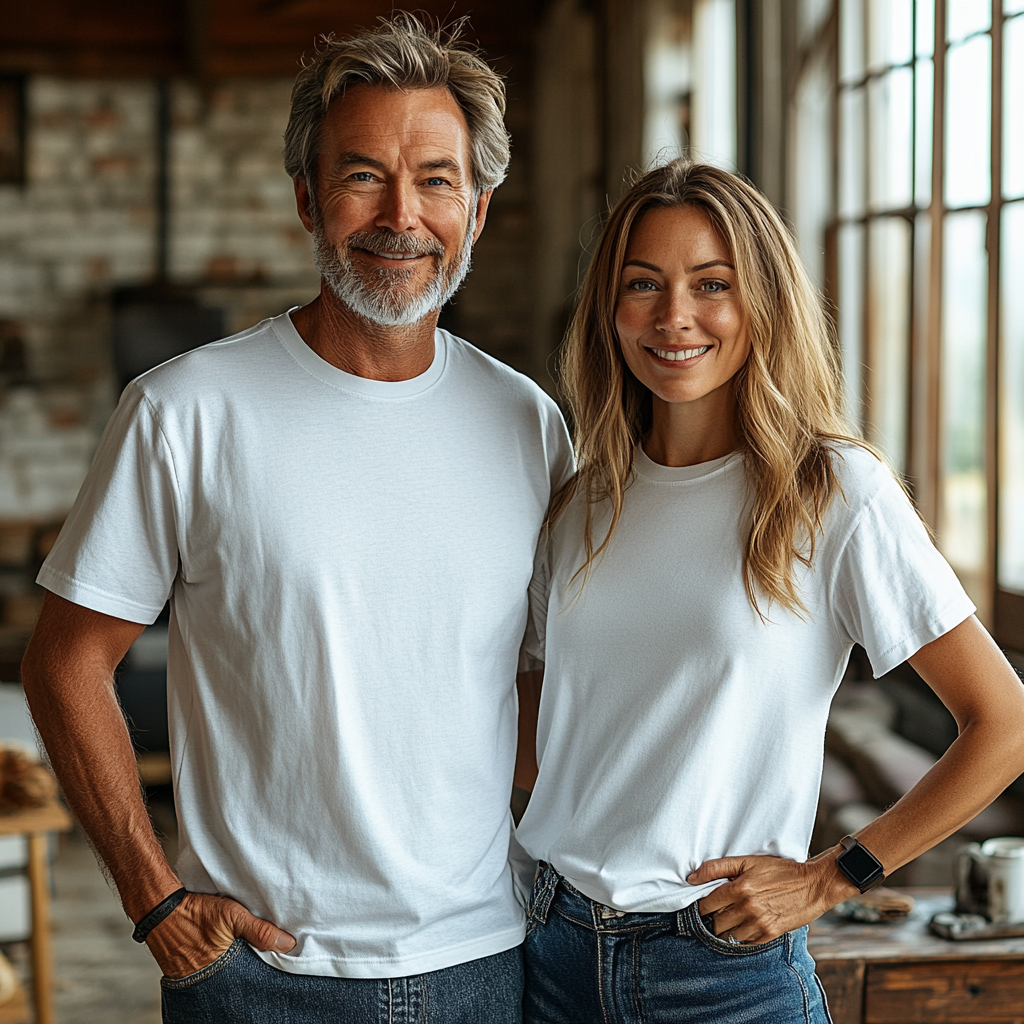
[850,713,1024,877]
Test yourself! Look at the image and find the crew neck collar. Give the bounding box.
[634,446,743,483]
[272,309,448,399]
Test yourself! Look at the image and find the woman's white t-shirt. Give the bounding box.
[516,444,974,914]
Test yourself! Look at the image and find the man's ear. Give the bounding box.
[472,190,493,244]
[294,177,315,234]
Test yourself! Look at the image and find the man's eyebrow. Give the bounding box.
[329,154,465,175]
[419,158,463,174]
[333,151,387,171]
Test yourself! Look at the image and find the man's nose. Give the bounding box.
[374,180,419,234]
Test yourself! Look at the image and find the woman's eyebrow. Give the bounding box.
[622,258,735,273]
[690,259,735,272]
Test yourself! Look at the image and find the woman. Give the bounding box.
[515,161,1024,1023]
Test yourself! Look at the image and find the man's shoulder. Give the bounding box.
[130,315,287,404]
[442,331,558,414]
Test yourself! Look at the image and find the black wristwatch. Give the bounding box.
[836,835,885,893]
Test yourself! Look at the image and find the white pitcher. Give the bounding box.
[956,837,1024,924]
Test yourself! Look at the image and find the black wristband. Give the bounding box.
[132,887,188,943]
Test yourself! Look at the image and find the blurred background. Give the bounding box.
[0,1,1022,1021]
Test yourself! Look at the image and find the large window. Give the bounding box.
[642,0,737,169]
[810,0,1024,645]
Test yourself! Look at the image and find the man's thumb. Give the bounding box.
[235,911,296,954]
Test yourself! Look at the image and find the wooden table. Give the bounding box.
[809,888,1024,1024]
[0,802,72,1024]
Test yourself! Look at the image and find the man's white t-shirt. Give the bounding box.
[39,312,573,978]
[516,444,974,914]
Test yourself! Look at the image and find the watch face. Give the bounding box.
[841,843,881,882]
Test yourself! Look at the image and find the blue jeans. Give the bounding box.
[161,939,523,1023]
[523,865,832,1024]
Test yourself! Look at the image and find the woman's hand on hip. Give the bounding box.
[687,848,858,944]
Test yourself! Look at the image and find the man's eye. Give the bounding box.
[351,172,375,182]
[424,177,447,186]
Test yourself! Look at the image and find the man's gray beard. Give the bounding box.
[312,210,476,328]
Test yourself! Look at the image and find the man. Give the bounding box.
[22,15,571,1022]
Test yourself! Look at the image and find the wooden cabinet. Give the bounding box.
[809,890,1024,1024]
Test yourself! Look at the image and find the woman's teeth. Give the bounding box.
[651,345,710,361]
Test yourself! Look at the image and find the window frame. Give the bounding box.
[807,0,1024,649]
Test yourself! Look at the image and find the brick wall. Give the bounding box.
[0,76,324,527]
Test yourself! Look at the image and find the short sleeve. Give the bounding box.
[830,475,975,678]
[37,384,181,624]
[518,528,551,671]
[518,400,573,673]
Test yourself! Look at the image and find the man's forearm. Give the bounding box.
[22,598,180,922]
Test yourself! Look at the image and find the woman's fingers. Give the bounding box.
[687,856,746,887]
[689,854,834,943]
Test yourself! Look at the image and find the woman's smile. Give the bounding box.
[647,344,711,364]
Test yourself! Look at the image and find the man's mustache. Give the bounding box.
[346,230,445,259]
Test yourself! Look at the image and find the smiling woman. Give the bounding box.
[515,160,1024,1024]
[614,205,750,462]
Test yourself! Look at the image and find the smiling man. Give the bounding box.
[21,16,572,1023]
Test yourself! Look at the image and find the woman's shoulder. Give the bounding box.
[822,440,911,528]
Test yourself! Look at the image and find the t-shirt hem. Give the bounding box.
[252,924,526,979]
[36,565,163,625]
[869,595,976,678]
[556,869,727,915]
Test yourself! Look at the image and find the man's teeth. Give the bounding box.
[652,346,710,361]
[375,252,421,260]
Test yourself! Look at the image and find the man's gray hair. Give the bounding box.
[284,13,511,199]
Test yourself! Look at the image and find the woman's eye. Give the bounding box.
[627,280,657,292]
[700,280,728,293]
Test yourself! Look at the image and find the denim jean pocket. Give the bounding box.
[687,903,787,957]
[160,937,246,989]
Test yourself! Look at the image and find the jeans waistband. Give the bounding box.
[529,863,702,937]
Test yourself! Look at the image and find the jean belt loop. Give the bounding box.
[675,903,692,937]
[530,862,560,926]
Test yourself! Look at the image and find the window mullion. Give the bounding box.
[920,0,947,531]
[988,0,1004,624]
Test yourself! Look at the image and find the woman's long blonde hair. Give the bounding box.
[551,160,870,617]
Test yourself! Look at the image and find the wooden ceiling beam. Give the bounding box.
[0,0,541,78]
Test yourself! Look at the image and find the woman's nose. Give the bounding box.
[655,289,696,333]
